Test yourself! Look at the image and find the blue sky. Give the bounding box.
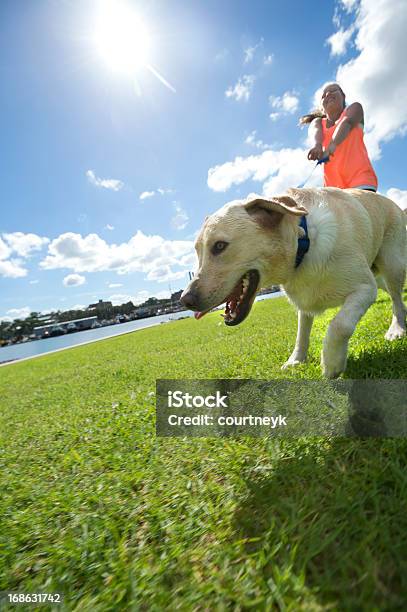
[1,0,407,320]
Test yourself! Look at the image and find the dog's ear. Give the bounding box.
[244,195,308,230]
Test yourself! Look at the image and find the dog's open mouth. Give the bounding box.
[223,269,259,326]
[194,269,259,326]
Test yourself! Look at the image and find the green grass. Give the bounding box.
[0,292,406,611]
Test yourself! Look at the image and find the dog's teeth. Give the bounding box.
[230,312,237,319]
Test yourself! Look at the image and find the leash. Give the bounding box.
[296,155,329,189]
[294,155,329,267]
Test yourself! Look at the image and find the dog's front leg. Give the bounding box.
[322,282,377,378]
[282,310,314,369]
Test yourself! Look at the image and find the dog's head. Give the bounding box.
[181,193,308,326]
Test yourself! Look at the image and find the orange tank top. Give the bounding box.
[322,110,378,189]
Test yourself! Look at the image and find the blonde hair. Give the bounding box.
[299,83,346,125]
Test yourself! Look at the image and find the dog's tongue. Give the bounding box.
[194,311,205,320]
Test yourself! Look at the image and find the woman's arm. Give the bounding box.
[326,102,364,156]
[307,117,323,160]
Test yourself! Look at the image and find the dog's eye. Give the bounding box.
[212,241,228,255]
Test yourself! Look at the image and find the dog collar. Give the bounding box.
[295,215,310,268]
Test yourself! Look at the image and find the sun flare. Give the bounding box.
[93,0,151,74]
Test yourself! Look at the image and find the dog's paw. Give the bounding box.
[321,349,346,379]
[281,354,306,369]
[385,323,406,341]
[322,366,343,379]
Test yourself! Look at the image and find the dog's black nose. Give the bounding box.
[181,289,199,311]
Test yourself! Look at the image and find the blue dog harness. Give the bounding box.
[293,157,330,268]
[295,215,310,268]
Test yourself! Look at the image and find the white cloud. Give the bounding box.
[156,290,172,300]
[140,188,174,200]
[63,273,86,287]
[245,131,270,150]
[139,190,155,200]
[108,289,171,306]
[243,39,263,64]
[133,290,150,303]
[244,48,255,64]
[225,75,255,102]
[386,188,407,212]
[326,26,354,56]
[341,0,360,10]
[0,237,11,260]
[108,282,123,288]
[105,224,115,231]
[0,259,27,278]
[134,289,171,304]
[29,280,39,284]
[109,293,135,306]
[2,232,49,258]
[157,188,174,195]
[171,203,189,230]
[326,0,407,160]
[0,231,48,276]
[269,112,280,122]
[6,307,31,320]
[86,170,124,191]
[263,54,274,65]
[207,147,322,194]
[146,266,187,283]
[178,252,197,268]
[69,304,85,311]
[39,230,194,283]
[269,91,299,114]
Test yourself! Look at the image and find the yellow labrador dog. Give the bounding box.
[181,187,406,378]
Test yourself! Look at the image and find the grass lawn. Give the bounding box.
[0,292,406,610]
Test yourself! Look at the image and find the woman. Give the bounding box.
[300,83,378,191]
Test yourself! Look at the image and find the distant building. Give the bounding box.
[134,306,155,318]
[36,314,55,325]
[88,299,113,319]
[88,299,113,310]
[171,290,183,303]
[34,316,98,338]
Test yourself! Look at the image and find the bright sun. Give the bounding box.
[93,0,151,74]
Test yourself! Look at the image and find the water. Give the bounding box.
[0,292,283,365]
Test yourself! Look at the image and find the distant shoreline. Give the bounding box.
[0,318,178,368]
[0,315,171,368]
[0,291,284,368]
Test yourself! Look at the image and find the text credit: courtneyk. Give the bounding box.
[156,379,407,438]
[156,380,294,437]
[167,390,286,427]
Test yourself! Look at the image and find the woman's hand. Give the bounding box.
[322,141,337,160]
[307,143,323,161]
